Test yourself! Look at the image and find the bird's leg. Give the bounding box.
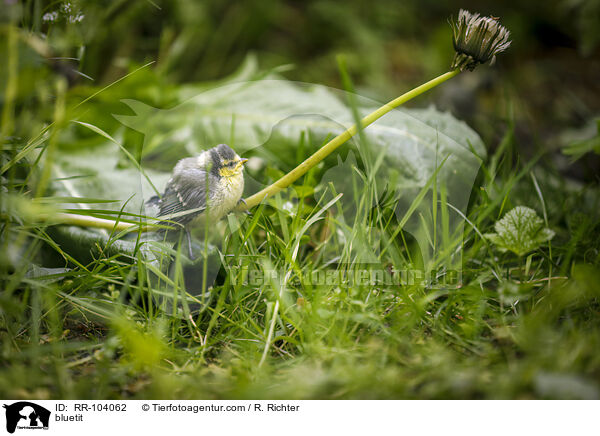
[185,228,195,260]
[237,197,251,215]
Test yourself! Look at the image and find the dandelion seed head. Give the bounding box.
[450,9,511,71]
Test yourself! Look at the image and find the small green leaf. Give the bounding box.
[485,206,555,256]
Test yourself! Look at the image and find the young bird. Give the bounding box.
[147,143,248,256]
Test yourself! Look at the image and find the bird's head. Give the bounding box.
[209,143,248,178]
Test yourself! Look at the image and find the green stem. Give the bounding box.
[41,213,137,232]
[238,69,461,211]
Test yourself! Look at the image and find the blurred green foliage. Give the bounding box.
[1,0,600,400]
[2,0,600,175]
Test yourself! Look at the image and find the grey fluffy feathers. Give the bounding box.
[147,144,243,231]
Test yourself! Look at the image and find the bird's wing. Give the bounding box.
[157,167,216,227]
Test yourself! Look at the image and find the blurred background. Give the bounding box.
[2,0,600,180]
[2,0,600,401]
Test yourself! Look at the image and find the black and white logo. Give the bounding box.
[2,402,50,434]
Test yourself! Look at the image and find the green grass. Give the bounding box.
[2,2,600,400]
[2,87,600,399]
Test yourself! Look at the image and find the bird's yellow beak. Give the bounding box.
[231,158,248,174]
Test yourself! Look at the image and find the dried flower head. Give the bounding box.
[450,9,511,71]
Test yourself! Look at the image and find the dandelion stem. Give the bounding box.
[41,213,136,231]
[238,69,461,211]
